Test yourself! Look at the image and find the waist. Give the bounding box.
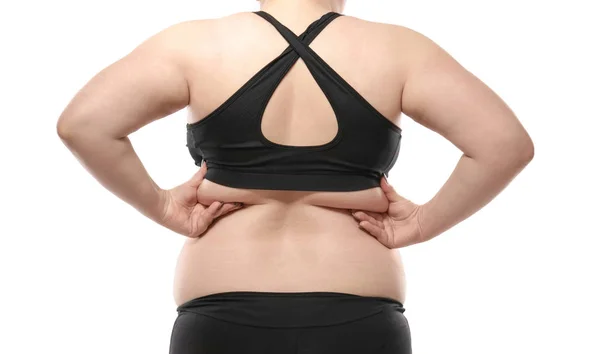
[195,180,391,214]
[174,206,407,306]
[196,202,380,240]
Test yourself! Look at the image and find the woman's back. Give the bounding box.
[171,10,414,306]
[185,10,408,210]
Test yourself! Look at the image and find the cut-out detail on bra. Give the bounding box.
[253,10,401,136]
[257,56,341,149]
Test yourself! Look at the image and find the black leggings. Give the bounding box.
[169,291,411,354]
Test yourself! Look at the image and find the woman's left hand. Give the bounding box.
[350,176,424,249]
[158,162,243,238]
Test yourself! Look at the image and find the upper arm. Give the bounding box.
[400,29,534,162]
[57,21,194,138]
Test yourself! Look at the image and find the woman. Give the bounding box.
[57,0,534,353]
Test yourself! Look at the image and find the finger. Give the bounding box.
[350,209,382,220]
[358,221,386,242]
[362,210,384,222]
[202,201,224,220]
[189,161,208,186]
[215,203,243,218]
[352,211,384,229]
[380,176,403,203]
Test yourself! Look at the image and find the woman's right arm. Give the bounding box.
[398,28,535,243]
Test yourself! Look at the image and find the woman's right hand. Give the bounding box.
[351,176,424,249]
[159,161,243,238]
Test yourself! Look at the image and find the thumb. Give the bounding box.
[380,175,403,203]
[188,160,207,187]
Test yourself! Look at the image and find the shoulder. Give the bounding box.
[157,12,263,51]
[131,14,240,74]
[364,18,444,62]
[330,15,445,74]
[139,11,259,52]
[140,18,216,52]
[375,18,455,82]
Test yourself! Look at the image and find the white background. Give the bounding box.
[1,0,598,353]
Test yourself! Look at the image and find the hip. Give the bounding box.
[170,291,411,354]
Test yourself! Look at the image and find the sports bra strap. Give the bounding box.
[253,11,343,72]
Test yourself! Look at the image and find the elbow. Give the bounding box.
[56,115,94,142]
[56,116,97,154]
[56,117,76,141]
[478,131,534,172]
[494,134,535,171]
[519,137,535,165]
[510,132,535,167]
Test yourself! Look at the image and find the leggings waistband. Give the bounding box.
[176,291,405,329]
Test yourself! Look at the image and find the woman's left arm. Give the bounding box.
[57,21,197,224]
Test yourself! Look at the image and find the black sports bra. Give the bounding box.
[186,10,402,192]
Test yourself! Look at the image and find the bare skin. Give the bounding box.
[57,1,534,307]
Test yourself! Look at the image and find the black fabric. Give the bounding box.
[169,291,412,354]
[186,11,402,191]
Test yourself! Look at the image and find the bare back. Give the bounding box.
[173,11,411,306]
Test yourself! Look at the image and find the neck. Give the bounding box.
[258,0,346,17]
